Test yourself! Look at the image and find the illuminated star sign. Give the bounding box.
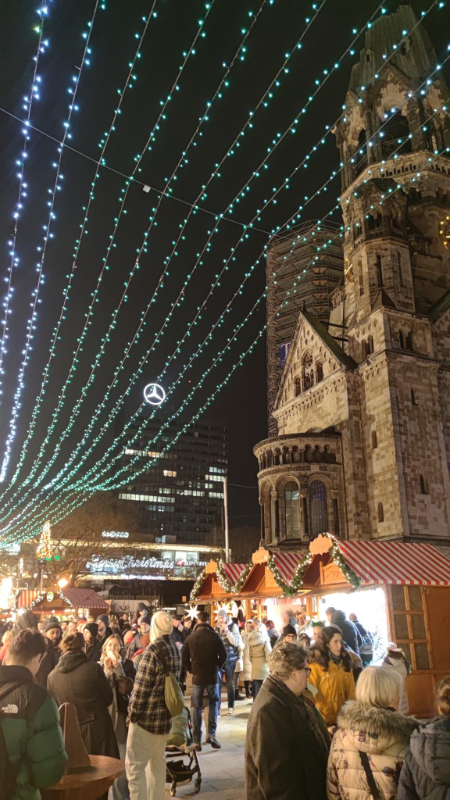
[144,383,166,406]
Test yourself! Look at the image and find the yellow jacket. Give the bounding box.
[308,660,356,726]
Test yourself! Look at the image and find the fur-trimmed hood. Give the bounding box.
[337,700,417,755]
[248,627,269,646]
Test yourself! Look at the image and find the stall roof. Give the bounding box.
[272,553,304,584]
[221,563,247,585]
[339,540,450,586]
[60,588,109,609]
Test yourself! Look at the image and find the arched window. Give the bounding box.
[399,330,405,349]
[309,480,328,537]
[368,336,374,354]
[302,351,314,392]
[284,481,301,539]
[294,376,301,397]
[378,502,384,522]
[316,362,324,383]
[411,388,419,406]
[381,111,411,158]
[376,254,383,287]
[362,340,368,359]
[420,475,429,494]
[270,493,278,540]
[372,430,378,449]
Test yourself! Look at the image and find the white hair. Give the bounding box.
[355,666,401,708]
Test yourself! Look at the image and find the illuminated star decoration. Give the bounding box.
[185,603,198,621]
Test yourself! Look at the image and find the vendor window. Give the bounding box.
[389,585,429,670]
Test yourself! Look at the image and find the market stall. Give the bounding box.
[190,560,251,610]
[15,586,109,619]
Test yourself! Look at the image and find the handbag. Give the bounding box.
[157,643,185,718]
[359,750,382,800]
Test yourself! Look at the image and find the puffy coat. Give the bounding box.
[309,659,356,726]
[0,664,68,800]
[241,630,252,682]
[48,650,119,758]
[248,625,272,681]
[398,716,450,800]
[327,700,418,800]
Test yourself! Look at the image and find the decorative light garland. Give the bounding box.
[267,534,361,596]
[0,1,50,403]
[36,520,52,561]
[0,1,102,483]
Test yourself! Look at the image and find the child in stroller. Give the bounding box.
[165,707,202,796]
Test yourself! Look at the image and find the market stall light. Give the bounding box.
[57,577,69,588]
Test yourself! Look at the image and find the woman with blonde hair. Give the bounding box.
[327,666,417,800]
[399,675,450,799]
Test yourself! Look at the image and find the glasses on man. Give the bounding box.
[301,666,312,677]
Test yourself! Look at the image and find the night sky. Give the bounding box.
[0,0,448,536]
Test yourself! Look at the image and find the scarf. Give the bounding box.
[329,651,342,666]
[269,675,330,754]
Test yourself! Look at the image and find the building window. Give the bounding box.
[359,260,364,296]
[378,502,384,522]
[302,351,314,392]
[316,362,324,383]
[376,254,383,287]
[399,330,405,349]
[332,498,340,536]
[367,335,374,354]
[295,376,301,397]
[303,497,309,538]
[420,475,429,494]
[270,494,278,540]
[284,482,301,539]
[309,480,328,537]
[372,430,378,449]
[397,251,405,287]
[411,389,419,406]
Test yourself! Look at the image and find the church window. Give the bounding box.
[270,493,278,539]
[303,497,309,538]
[420,475,429,494]
[362,340,369,359]
[285,482,301,539]
[316,361,324,383]
[376,254,383,287]
[392,212,401,230]
[294,377,301,397]
[302,351,314,392]
[411,389,419,406]
[406,331,413,350]
[381,111,411,158]
[397,252,405,287]
[399,330,405,349]
[368,213,382,231]
[372,430,378,449]
[359,260,364,296]
[309,480,328,537]
[378,502,384,522]
[368,336,374,354]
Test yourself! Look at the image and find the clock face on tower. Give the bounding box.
[439,215,450,251]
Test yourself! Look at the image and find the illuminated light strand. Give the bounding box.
[0,2,158,500]
[0,1,50,401]
[3,1,217,504]
[4,136,449,545]
[4,0,322,502]
[0,0,101,484]
[0,6,442,528]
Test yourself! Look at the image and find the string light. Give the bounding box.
[36,520,52,560]
[0,0,50,402]
[0,1,101,483]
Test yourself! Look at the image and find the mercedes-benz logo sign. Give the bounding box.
[144,383,166,406]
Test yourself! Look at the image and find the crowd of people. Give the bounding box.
[0,601,449,800]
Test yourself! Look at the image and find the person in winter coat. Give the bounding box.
[96,614,113,647]
[282,608,299,633]
[327,665,417,800]
[241,620,253,698]
[1,629,68,800]
[182,610,227,749]
[48,631,119,759]
[309,625,356,727]
[326,608,363,657]
[398,675,450,800]
[83,622,102,662]
[265,620,280,649]
[349,612,374,666]
[383,643,411,716]
[101,634,135,800]
[246,642,329,800]
[248,619,272,699]
[128,614,151,658]
[215,609,241,715]
[281,624,298,643]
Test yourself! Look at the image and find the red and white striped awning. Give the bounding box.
[339,540,450,586]
[272,552,304,584]
[16,590,40,609]
[222,563,247,585]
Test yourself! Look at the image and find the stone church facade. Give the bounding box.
[254,5,450,550]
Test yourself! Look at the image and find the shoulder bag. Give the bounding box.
[157,643,185,718]
[359,750,382,800]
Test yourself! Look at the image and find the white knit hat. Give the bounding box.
[150,610,173,642]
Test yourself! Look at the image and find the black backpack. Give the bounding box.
[0,682,24,800]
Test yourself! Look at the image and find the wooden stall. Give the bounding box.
[15,587,109,619]
[191,560,250,610]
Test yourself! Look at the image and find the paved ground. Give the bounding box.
[165,696,251,800]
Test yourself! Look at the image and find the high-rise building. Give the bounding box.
[254,5,450,549]
[266,221,344,434]
[118,413,227,545]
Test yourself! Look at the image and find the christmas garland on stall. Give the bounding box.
[268,533,361,596]
[190,568,208,601]
[190,560,253,601]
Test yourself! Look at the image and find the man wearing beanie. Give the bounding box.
[84,622,102,662]
[128,614,151,659]
[45,618,62,662]
[126,611,182,800]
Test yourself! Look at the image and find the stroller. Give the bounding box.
[165,707,202,796]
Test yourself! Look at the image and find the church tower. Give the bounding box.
[254,6,450,550]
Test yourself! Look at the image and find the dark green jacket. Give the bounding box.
[0,664,68,800]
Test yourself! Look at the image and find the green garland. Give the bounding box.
[190,560,253,602]
[268,533,361,596]
[190,568,208,602]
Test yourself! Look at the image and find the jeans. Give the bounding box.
[218,658,237,710]
[110,740,128,800]
[252,679,263,699]
[191,683,219,742]
[126,722,167,800]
